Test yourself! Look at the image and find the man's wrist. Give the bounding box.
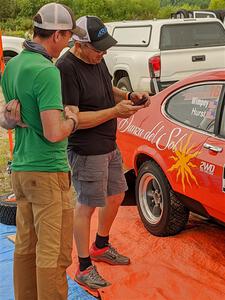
[68,116,78,133]
[125,92,132,100]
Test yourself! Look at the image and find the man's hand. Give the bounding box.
[114,100,144,118]
[130,92,151,107]
[0,99,27,129]
[64,106,79,131]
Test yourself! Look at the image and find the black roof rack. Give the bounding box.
[171,9,225,23]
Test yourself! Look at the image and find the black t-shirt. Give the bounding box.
[56,51,117,155]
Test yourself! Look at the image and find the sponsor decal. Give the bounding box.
[200,161,215,175]
[118,118,200,192]
[167,134,200,192]
[118,117,188,152]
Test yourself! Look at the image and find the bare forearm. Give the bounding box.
[77,107,117,129]
[41,110,76,143]
[113,87,127,104]
[49,118,74,142]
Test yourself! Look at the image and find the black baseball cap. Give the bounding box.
[72,16,117,51]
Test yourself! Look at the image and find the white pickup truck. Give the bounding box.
[105,18,225,93]
[2,36,24,63]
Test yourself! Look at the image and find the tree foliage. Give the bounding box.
[209,0,225,9]
[0,0,221,36]
[161,0,210,8]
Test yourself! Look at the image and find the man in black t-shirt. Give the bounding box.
[56,15,151,291]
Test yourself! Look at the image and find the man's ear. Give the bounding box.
[53,30,61,43]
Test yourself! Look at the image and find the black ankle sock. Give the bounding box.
[95,233,109,249]
[78,256,92,272]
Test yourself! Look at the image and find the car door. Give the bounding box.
[165,82,225,221]
[192,89,225,221]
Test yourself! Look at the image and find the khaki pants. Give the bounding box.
[12,171,74,300]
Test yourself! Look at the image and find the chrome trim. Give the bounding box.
[203,143,223,153]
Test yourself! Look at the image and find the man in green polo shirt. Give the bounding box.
[0,3,85,300]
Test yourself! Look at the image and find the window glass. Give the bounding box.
[194,12,215,18]
[160,22,225,50]
[112,26,151,46]
[219,106,225,137]
[166,84,222,133]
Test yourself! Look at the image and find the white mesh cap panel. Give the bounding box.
[34,3,73,30]
[72,16,90,42]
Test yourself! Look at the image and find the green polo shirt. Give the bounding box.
[1,49,69,172]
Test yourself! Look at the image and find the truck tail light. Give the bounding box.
[149,55,161,78]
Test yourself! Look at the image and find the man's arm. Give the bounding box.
[112,87,127,104]
[0,99,78,142]
[0,100,25,129]
[112,86,151,107]
[41,108,78,142]
[66,100,144,130]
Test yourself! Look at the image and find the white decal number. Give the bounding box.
[200,161,215,175]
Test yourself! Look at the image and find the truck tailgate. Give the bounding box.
[159,21,225,83]
[160,46,225,82]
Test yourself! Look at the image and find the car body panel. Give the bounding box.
[117,69,225,224]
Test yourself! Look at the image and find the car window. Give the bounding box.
[219,105,225,137]
[165,84,223,133]
[160,22,225,50]
[112,26,151,46]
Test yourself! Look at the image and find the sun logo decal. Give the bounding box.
[167,134,200,192]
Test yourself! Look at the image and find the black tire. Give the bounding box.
[136,161,189,236]
[117,76,132,91]
[0,194,17,226]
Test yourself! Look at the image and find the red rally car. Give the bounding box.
[117,69,225,236]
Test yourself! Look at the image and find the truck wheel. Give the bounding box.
[0,194,16,226]
[136,161,189,236]
[117,77,132,91]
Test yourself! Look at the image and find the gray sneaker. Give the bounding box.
[90,243,131,265]
[75,265,111,290]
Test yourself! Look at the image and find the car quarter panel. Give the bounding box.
[117,71,225,224]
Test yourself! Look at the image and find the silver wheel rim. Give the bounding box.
[138,172,163,224]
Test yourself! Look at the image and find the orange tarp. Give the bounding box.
[67,206,225,300]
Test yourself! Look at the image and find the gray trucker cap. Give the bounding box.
[33,3,86,37]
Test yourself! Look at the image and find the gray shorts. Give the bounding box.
[68,148,128,207]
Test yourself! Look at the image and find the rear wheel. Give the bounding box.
[117,77,132,91]
[136,161,189,236]
[0,194,16,226]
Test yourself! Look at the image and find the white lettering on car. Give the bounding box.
[200,161,215,175]
[118,115,144,137]
[118,119,188,152]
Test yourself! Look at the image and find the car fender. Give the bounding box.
[133,144,175,189]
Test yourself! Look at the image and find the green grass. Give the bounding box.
[0,134,12,194]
